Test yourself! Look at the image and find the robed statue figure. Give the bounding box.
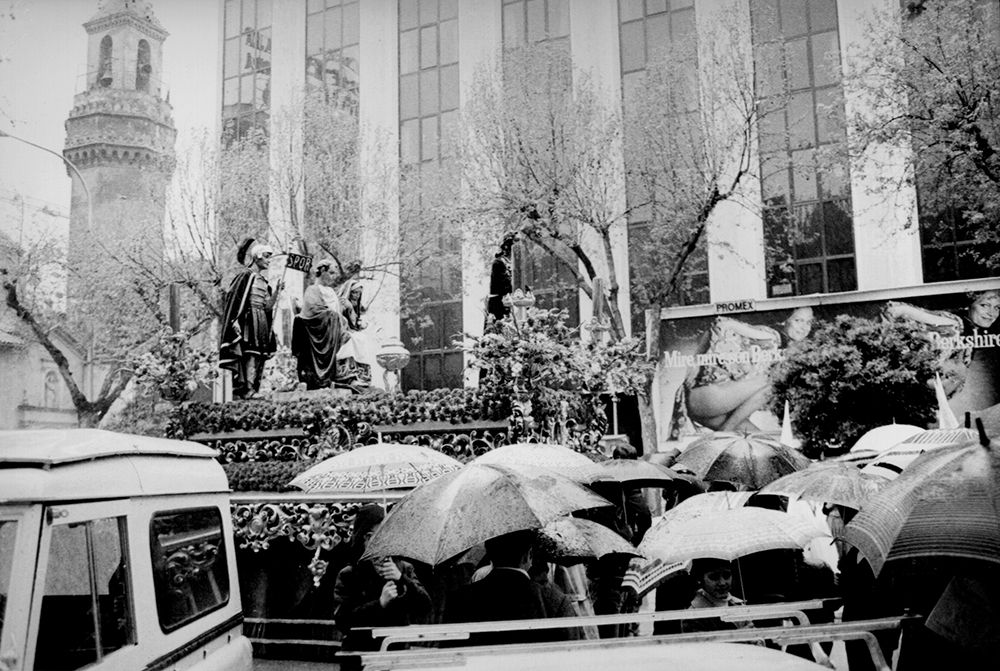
[292,259,350,389]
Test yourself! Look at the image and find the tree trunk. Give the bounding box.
[637,302,663,457]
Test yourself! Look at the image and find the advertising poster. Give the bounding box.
[658,285,1000,440]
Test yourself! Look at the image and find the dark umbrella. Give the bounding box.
[596,459,701,489]
[534,517,643,565]
[760,461,889,509]
[843,432,1000,576]
[674,432,811,490]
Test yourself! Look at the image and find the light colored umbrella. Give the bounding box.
[289,442,462,493]
[675,432,811,490]
[639,506,829,564]
[535,517,643,564]
[638,492,752,556]
[473,442,607,483]
[361,462,612,565]
[844,438,1000,575]
[760,462,889,509]
[861,428,976,480]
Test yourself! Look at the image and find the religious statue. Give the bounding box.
[291,259,350,390]
[219,238,284,399]
[336,279,379,388]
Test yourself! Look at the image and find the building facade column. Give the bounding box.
[359,0,402,352]
[570,0,631,336]
[458,0,502,385]
[839,0,923,289]
[698,0,768,303]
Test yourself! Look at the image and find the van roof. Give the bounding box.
[0,429,229,502]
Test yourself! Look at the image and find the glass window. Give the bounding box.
[225,0,241,38]
[150,508,230,632]
[527,0,545,42]
[420,25,438,69]
[401,119,420,164]
[240,74,254,104]
[34,517,133,671]
[419,0,437,25]
[503,2,525,47]
[421,117,439,161]
[400,29,420,74]
[645,13,669,61]
[257,0,272,25]
[647,0,667,14]
[325,9,343,50]
[440,19,459,64]
[787,37,810,89]
[400,0,419,30]
[810,31,840,87]
[224,38,241,78]
[419,68,439,115]
[620,21,645,73]
[440,64,459,110]
[343,2,360,45]
[548,0,569,37]
[779,0,807,36]
[306,14,323,53]
[814,86,843,144]
[808,0,838,32]
[791,148,818,201]
[620,0,643,22]
[787,90,815,149]
[400,72,420,120]
[0,521,16,648]
[441,0,458,20]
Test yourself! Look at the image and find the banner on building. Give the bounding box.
[658,283,1000,439]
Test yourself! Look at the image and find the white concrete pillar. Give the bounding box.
[459,0,502,385]
[358,0,401,390]
[839,0,923,289]
[698,0,768,303]
[570,0,631,336]
[267,0,307,344]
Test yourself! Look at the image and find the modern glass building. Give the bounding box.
[218,0,996,409]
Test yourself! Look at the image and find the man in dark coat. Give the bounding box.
[333,505,431,667]
[219,239,283,399]
[443,530,571,646]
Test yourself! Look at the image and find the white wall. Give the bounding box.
[699,0,768,304]
[839,0,923,289]
[458,0,502,385]
[570,0,632,336]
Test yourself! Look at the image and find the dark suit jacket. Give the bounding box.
[444,568,569,646]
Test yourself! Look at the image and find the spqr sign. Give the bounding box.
[285,252,313,274]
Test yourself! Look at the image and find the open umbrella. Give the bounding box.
[837,424,925,466]
[473,442,607,483]
[289,442,462,493]
[596,459,700,489]
[675,432,811,490]
[638,506,828,564]
[861,428,977,480]
[361,462,612,565]
[760,462,889,509]
[534,517,642,564]
[843,436,1000,576]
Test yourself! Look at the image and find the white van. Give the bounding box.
[0,429,252,671]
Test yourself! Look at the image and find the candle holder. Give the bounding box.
[375,337,410,393]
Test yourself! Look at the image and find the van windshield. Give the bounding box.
[0,520,15,644]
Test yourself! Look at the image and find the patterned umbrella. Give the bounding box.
[473,442,607,483]
[535,517,643,564]
[675,432,811,490]
[861,428,977,480]
[843,438,1000,576]
[638,491,752,557]
[361,462,613,565]
[639,507,829,564]
[289,443,462,493]
[760,462,889,509]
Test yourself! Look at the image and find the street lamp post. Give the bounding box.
[0,129,93,232]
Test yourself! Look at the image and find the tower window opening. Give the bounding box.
[98,35,113,87]
[136,39,151,92]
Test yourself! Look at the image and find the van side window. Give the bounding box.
[35,517,134,670]
[1,520,17,647]
[150,507,230,631]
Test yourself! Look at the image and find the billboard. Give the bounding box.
[657,282,1000,440]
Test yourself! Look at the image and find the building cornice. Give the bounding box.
[84,11,168,42]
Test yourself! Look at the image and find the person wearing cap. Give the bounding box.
[332,504,431,666]
[219,240,284,399]
[682,558,754,633]
[292,258,349,389]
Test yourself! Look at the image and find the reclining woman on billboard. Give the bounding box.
[671,307,814,434]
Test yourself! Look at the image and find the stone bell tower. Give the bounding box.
[63,0,176,327]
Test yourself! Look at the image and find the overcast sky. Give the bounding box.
[0,0,220,241]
